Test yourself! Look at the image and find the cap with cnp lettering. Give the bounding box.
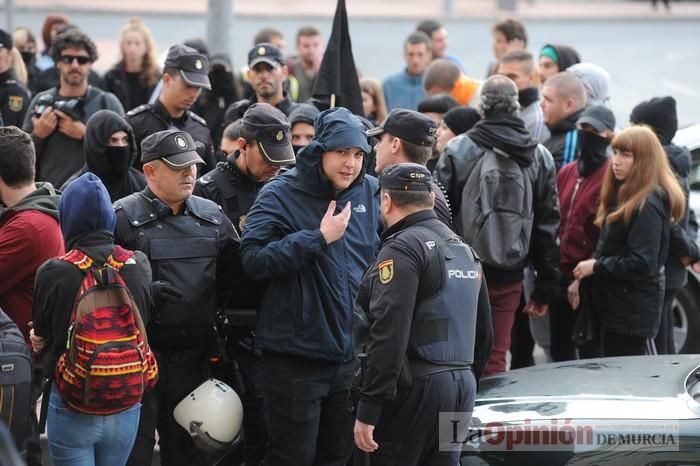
[379,163,433,192]
[141,129,205,168]
[366,109,437,147]
[164,44,211,90]
[240,103,295,165]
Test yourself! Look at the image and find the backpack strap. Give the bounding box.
[106,245,135,271]
[59,249,94,271]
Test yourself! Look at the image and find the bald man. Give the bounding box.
[540,71,587,170]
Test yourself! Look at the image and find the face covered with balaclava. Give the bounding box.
[83,110,138,180]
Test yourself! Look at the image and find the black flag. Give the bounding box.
[311,0,363,115]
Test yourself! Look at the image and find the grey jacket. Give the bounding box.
[519,101,550,144]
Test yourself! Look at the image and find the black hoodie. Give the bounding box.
[62,110,146,202]
[541,43,581,72]
[467,114,537,168]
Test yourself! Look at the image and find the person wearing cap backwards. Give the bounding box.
[0,28,31,127]
[240,107,381,466]
[127,44,217,174]
[113,129,241,466]
[369,108,453,229]
[553,104,615,361]
[353,163,492,464]
[224,43,299,126]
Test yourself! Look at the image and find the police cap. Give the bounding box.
[248,43,285,69]
[240,103,294,165]
[0,29,12,50]
[366,109,437,147]
[164,44,211,90]
[141,129,205,169]
[379,163,433,192]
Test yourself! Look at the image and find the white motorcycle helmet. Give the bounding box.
[173,378,243,452]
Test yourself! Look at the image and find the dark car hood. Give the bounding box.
[473,356,700,422]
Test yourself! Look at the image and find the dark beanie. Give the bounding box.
[417,93,459,115]
[442,107,481,136]
[629,96,678,145]
[59,172,116,244]
[289,103,320,126]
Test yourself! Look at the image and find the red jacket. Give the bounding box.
[0,200,64,343]
[556,160,607,278]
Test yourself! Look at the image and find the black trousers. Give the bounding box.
[549,280,577,362]
[127,347,214,466]
[603,331,647,357]
[509,293,535,370]
[655,288,677,355]
[359,369,476,466]
[260,352,355,466]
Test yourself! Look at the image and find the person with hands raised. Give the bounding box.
[240,107,381,466]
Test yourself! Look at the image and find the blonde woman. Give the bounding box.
[104,18,160,111]
[573,126,685,356]
[360,77,387,125]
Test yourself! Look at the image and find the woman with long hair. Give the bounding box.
[104,18,160,111]
[572,125,685,357]
[360,77,387,125]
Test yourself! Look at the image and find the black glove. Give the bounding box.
[151,280,184,308]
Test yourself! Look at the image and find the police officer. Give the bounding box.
[0,29,31,127]
[353,163,493,465]
[127,44,217,173]
[194,102,293,465]
[113,129,241,466]
[224,43,299,126]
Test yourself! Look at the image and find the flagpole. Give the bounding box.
[330,94,336,109]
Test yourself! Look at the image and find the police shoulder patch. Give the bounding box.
[126,104,149,117]
[187,111,207,126]
[377,259,394,285]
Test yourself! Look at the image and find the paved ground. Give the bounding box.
[9,0,700,19]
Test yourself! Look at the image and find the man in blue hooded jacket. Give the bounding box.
[240,106,381,466]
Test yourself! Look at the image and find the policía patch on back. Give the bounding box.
[377,259,394,284]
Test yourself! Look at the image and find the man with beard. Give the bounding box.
[224,43,299,125]
[435,76,560,376]
[497,49,550,143]
[61,109,145,201]
[127,44,216,173]
[22,28,124,188]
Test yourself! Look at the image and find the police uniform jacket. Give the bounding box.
[0,68,31,127]
[114,187,241,350]
[126,99,217,173]
[354,209,493,426]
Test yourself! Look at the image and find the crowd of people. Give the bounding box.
[0,11,698,466]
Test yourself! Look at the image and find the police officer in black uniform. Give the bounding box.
[193,102,293,466]
[113,129,241,466]
[127,44,217,173]
[353,163,493,466]
[0,29,31,127]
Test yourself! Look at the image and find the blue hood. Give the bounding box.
[59,172,116,245]
[294,107,372,197]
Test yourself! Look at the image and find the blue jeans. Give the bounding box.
[47,386,140,466]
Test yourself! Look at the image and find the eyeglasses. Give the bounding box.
[59,55,91,65]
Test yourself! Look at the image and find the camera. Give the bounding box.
[33,94,84,121]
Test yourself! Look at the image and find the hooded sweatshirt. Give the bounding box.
[0,182,64,342]
[240,107,381,362]
[540,44,581,73]
[568,63,611,107]
[62,109,146,202]
[32,173,152,377]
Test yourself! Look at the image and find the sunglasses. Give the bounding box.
[59,55,91,65]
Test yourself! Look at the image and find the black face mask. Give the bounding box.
[20,51,36,68]
[577,130,609,177]
[104,146,131,178]
[292,145,304,156]
[210,69,235,97]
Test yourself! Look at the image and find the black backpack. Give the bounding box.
[0,310,33,457]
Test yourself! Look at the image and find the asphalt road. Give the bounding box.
[10,10,700,127]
